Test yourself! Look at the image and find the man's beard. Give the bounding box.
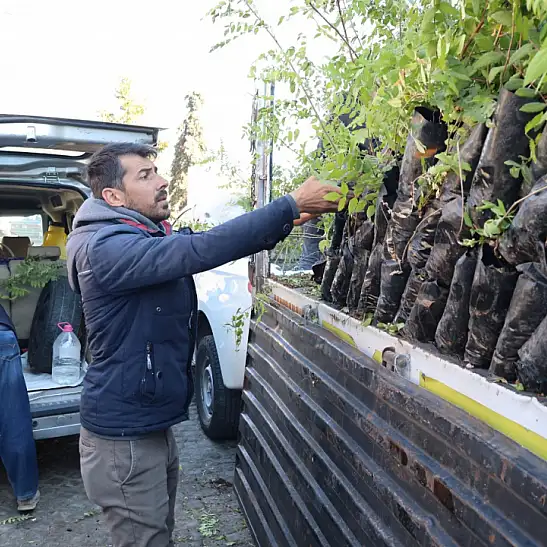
[126,192,170,223]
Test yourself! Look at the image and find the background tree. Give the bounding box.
[99,77,145,124]
[99,77,168,152]
[169,92,207,217]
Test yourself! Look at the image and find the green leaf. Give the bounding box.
[525,112,547,135]
[516,87,538,98]
[473,51,505,71]
[490,10,513,27]
[338,197,347,212]
[505,77,525,91]
[340,182,349,195]
[520,102,547,113]
[488,66,504,83]
[319,239,330,253]
[509,43,535,65]
[463,211,474,228]
[324,191,341,202]
[348,197,359,214]
[524,47,547,86]
[439,1,459,18]
[366,205,376,220]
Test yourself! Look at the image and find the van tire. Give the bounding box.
[195,334,241,441]
[28,276,85,374]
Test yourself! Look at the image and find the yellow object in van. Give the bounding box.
[43,223,67,260]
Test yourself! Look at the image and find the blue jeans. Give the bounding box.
[0,329,39,501]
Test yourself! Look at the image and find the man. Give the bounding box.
[66,143,340,547]
[0,303,40,512]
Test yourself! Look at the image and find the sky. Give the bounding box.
[0,0,336,219]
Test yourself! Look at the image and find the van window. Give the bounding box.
[0,215,43,246]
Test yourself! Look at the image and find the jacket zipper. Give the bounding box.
[146,342,153,371]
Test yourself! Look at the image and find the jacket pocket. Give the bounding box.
[140,342,157,402]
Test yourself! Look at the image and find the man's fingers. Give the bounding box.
[294,213,321,227]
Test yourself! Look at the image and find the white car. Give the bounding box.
[193,257,252,440]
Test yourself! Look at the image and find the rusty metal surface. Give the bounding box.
[235,300,547,547]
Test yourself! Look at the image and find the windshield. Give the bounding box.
[0,215,43,246]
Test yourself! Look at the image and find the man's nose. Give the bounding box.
[157,174,169,189]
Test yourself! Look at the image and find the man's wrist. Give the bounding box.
[287,193,300,220]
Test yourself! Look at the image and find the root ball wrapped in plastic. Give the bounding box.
[346,219,374,314]
[464,246,518,369]
[425,197,469,288]
[467,88,537,227]
[404,281,449,343]
[516,314,547,394]
[406,202,442,271]
[357,243,383,316]
[435,250,478,357]
[320,211,347,302]
[394,270,426,324]
[374,259,411,324]
[498,176,547,266]
[489,263,547,382]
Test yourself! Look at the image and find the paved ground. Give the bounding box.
[0,408,254,547]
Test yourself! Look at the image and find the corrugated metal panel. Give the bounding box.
[235,300,547,547]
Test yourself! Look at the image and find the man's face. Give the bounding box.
[102,154,170,222]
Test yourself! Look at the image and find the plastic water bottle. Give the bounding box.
[52,322,81,386]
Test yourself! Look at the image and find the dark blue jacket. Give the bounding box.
[66,197,297,437]
[0,303,14,332]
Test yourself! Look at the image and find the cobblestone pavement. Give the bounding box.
[0,408,254,547]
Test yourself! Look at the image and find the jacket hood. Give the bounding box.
[71,198,166,234]
[67,198,171,294]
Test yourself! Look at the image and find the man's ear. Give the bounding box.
[102,188,126,207]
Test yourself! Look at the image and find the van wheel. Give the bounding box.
[195,334,241,441]
[28,277,85,374]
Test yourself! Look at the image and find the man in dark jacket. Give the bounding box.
[0,304,40,512]
[66,142,340,547]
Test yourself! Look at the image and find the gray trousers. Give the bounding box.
[79,427,179,547]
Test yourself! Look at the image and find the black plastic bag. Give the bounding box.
[384,108,447,261]
[407,202,441,270]
[348,250,371,315]
[394,270,426,324]
[531,129,547,183]
[321,253,341,302]
[489,263,547,382]
[516,314,547,394]
[404,281,449,343]
[397,107,448,200]
[464,246,519,368]
[320,211,347,301]
[499,176,547,265]
[374,260,411,324]
[435,250,478,357]
[439,123,488,202]
[330,245,354,306]
[357,243,383,316]
[425,197,469,288]
[346,219,374,313]
[468,88,536,227]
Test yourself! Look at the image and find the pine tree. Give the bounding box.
[99,77,145,124]
[169,92,206,215]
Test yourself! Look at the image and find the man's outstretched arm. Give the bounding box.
[88,177,341,294]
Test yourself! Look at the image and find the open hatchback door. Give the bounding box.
[0,114,163,440]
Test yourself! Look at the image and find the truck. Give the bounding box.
[199,89,547,546]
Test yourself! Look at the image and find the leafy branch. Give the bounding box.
[0,258,63,301]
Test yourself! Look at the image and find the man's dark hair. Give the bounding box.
[86,143,158,199]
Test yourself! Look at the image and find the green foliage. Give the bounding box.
[225,292,269,350]
[0,258,63,301]
[377,321,405,335]
[208,0,547,230]
[169,92,207,217]
[99,77,145,124]
[462,199,515,247]
[99,77,168,151]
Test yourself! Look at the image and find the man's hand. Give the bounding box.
[291,176,342,214]
[293,213,321,227]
